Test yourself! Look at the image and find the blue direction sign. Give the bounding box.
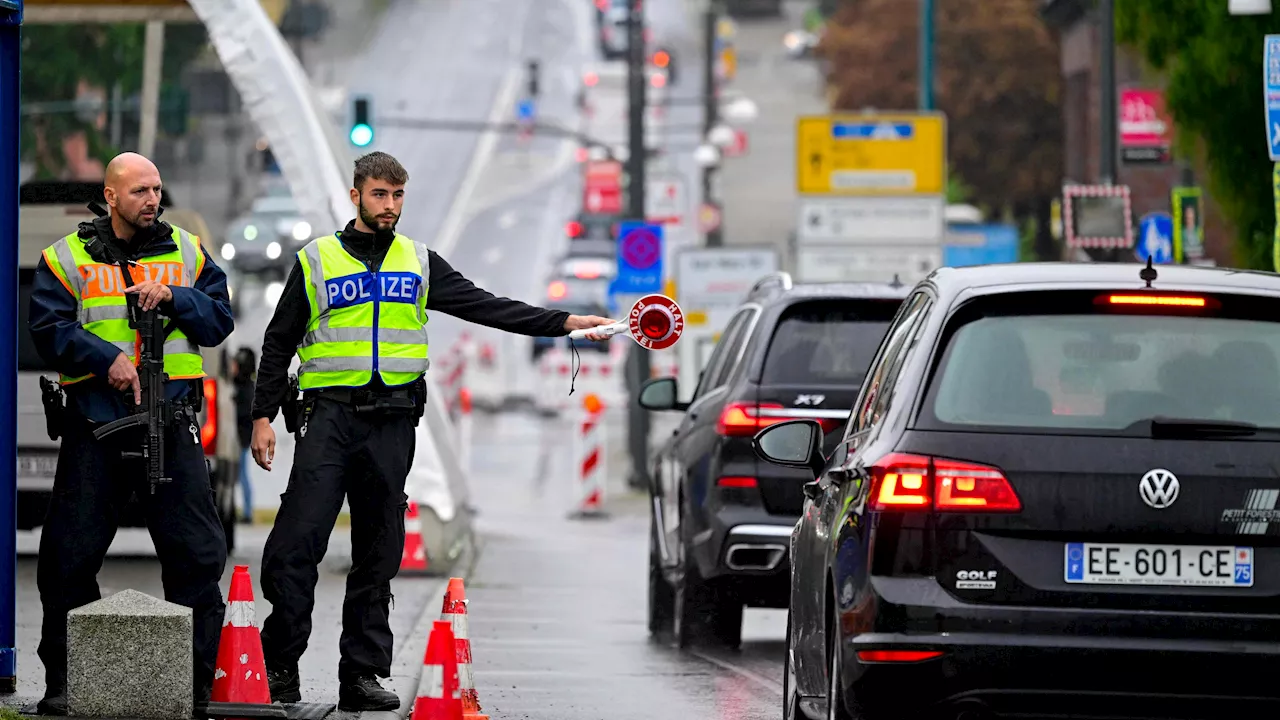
[1136,212,1174,265]
[614,221,664,295]
[517,98,536,123]
[1266,35,1280,161]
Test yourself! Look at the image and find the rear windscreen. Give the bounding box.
[760,300,900,386]
[19,268,49,372]
[922,291,1280,432]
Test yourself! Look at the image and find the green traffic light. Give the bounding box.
[350,123,374,147]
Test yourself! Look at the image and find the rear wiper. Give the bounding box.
[1142,417,1280,438]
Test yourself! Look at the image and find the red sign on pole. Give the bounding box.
[1119,88,1172,164]
[583,160,623,214]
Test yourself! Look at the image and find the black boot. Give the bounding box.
[338,675,399,712]
[35,693,68,716]
[266,664,301,704]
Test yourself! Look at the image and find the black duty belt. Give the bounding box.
[308,387,417,412]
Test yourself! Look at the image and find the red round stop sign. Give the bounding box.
[627,294,684,350]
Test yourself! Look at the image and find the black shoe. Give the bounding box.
[338,675,399,712]
[36,694,68,716]
[266,665,301,704]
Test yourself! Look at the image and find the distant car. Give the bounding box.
[759,262,1280,720]
[567,213,620,242]
[220,187,313,278]
[641,273,909,649]
[532,298,613,361]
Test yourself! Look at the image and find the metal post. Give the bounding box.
[1099,0,1117,185]
[0,0,21,696]
[625,0,651,489]
[703,2,723,247]
[918,0,934,111]
[138,19,165,158]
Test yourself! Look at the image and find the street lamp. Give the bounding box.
[694,143,721,167]
[708,123,737,149]
[1229,0,1271,13]
[721,96,759,124]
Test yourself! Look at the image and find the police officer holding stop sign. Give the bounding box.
[249,151,616,711]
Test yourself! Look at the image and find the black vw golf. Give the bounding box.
[756,262,1280,720]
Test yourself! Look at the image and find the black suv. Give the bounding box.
[639,272,908,648]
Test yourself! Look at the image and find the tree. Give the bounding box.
[1115,2,1277,269]
[20,23,206,179]
[818,0,1064,259]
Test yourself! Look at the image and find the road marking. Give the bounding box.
[433,67,522,259]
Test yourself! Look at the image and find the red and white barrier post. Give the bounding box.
[570,392,606,518]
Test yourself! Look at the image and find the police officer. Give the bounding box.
[29,153,235,714]
[249,151,615,711]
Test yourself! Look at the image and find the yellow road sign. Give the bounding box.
[796,113,947,196]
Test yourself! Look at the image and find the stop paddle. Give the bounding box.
[567,294,684,350]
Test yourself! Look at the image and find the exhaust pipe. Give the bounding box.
[725,543,785,571]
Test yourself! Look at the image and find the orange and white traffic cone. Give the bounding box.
[440,578,486,718]
[211,565,272,705]
[410,621,462,720]
[401,501,429,575]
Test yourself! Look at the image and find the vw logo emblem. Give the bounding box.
[1139,469,1180,509]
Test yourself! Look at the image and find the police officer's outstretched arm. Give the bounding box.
[30,255,144,403]
[425,251,615,337]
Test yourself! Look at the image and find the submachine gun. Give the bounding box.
[84,199,174,495]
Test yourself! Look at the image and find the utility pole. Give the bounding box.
[1099,0,1117,185]
[918,0,934,111]
[703,0,723,247]
[625,0,651,490]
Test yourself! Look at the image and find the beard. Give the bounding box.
[118,206,159,239]
[358,200,398,233]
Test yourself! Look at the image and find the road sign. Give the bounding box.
[797,196,945,244]
[1119,88,1172,164]
[795,244,940,285]
[628,294,684,350]
[615,222,664,295]
[646,175,687,225]
[517,98,536,122]
[1266,35,1280,161]
[796,113,946,196]
[1136,213,1174,264]
[584,160,623,215]
[676,248,778,330]
[1062,184,1134,249]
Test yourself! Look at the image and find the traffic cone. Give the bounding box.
[440,578,486,718]
[410,621,462,720]
[401,501,429,575]
[211,565,271,705]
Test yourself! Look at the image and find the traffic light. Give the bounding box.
[526,60,540,99]
[350,96,373,147]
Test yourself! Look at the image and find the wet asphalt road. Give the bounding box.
[466,412,786,720]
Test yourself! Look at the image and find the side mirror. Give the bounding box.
[752,419,826,477]
[638,377,687,411]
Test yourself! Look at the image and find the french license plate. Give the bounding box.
[17,454,57,478]
[1064,542,1253,587]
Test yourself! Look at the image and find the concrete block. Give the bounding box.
[68,589,193,719]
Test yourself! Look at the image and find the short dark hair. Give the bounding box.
[353,152,408,191]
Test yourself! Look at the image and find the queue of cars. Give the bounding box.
[639,261,1280,719]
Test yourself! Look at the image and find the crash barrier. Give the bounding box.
[535,345,624,416]
[412,578,487,720]
[570,393,607,518]
[67,590,197,719]
[408,373,477,576]
[435,332,473,423]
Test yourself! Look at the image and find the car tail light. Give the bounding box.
[856,649,943,663]
[869,453,1020,513]
[201,378,218,455]
[548,281,567,300]
[717,476,757,488]
[566,220,584,238]
[716,402,844,437]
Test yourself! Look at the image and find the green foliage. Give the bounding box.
[946,172,973,204]
[1115,1,1278,268]
[21,23,207,178]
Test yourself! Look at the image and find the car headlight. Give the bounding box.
[220,243,236,261]
[292,221,312,241]
[243,225,258,241]
[266,241,281,260]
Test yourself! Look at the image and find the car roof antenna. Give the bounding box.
[890,273,903,288]
[1139,256,1157,288]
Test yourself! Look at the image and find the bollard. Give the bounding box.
[570,393,607,518]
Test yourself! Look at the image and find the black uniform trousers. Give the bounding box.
[37,412,228,694]
[259,397,415,681]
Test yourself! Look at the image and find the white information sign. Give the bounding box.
[796,244,940,286]
[647,174,688,226]
[797,196,946,244]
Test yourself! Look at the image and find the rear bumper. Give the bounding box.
[838,576,1280,718]
[693,509,794,602]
